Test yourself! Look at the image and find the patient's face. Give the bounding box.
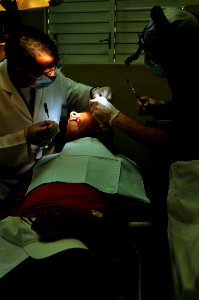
[66,111,98,140]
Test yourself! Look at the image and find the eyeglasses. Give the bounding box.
[28,67,57,80]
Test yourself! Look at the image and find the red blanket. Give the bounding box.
[15,182,109,218]
[0,180,150,247]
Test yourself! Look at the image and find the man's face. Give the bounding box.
[11,52,57,88]
[67,111,97,140]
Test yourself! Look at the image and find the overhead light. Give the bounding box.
[0,0,50,11]
[0,0,62,45]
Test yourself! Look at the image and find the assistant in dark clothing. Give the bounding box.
[89,6,199,300]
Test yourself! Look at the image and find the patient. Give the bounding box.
[0,110,114,217]
[67,110,106,140]
[0,110,150,299]
[3,110,149,216]
[11,110,149,224]
[55,109,115,151]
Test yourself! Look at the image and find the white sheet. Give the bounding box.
[0,236,28,278]
[27,137,149,203]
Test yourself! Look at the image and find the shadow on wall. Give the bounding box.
[62,64,171,166]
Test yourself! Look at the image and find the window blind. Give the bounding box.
[47,0,182,64]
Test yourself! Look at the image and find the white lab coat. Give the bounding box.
[0,59,92,197]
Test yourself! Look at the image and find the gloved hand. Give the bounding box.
[25,120,60,147]
[91,86,112,100]
[137,96,166,116]
[89,96,119,125]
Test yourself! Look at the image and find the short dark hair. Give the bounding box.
[5,25,59,73]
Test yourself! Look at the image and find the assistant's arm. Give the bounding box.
[111,111,171,147]
[90,97,172,148]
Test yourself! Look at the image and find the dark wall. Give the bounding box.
[21,9,46,31]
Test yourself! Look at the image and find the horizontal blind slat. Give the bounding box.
[49,33,110,43]
[49,2,109,13]
[49,12,109,23]
[49,23,109,33]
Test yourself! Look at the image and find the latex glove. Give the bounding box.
[137,96,166,116]
[25,120,60,147]
[90,96,119,125]
[92,86,112,100]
